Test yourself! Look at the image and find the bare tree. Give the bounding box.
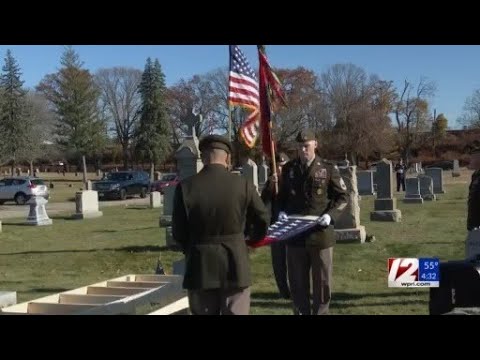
[271,67,323,143]
[0,88,8,166]
[319,64,395,163]
[167,68,229,146]
[19,90,57,174]
[458,89,480,129]
[95,67,142,168]
[393,77,436,163]
[203,68,234,135]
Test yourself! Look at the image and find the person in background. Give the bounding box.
[261,152,290,299]
[465,146,480,259]
[394,159,407,191]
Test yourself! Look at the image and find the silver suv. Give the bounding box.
[0,177,49,205]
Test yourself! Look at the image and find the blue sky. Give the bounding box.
[1,45,480,129]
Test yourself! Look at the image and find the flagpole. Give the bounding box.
[269,121,278,195]
[228,105,233,142]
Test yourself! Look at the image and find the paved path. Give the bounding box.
[0,197,151,220]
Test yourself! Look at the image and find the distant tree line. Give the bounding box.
[1,46,479,172]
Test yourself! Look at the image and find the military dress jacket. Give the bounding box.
[172,164,270,290]
[277,156,349,249]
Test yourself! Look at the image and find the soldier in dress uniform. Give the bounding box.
[468,146,480,233]
[277,129,349,315]
[172,134,270,315]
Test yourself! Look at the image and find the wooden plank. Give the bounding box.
[148,297,190,315]
[59,294,125,305]
[86,286,148,296]
[106,281,162,289]
[134,274,183,283]
[27,302,99,315]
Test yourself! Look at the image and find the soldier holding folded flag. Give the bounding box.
[277,129,349,315]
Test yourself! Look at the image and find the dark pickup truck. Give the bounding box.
[92,171,150,200]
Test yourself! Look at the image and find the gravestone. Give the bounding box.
[425,168,445,194]
[173,258,186,276]
[418,175,436,201]
[334,166,366,243]
[412,163,421,174]
[25,196,52,226]
[370,159,402,222]
[72,191,103,219]
[403,177,424,204]
[338,153,350,168]
[163,127,203,251]
[0,291,16,308]
[175,127,203,181]
[159,186,175,227]
[150,191,162,209]
[258,157,269,192]
[357,171,375,196]
[165,226,177,249]
[452,160,460,177]
[84,180,93,191]
[242,158,259,192]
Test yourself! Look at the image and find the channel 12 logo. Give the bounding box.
[388,258,440,288]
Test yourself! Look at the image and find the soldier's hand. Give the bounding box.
[269,174,278,184]
[317,214,331,226]
[278,212,288,221]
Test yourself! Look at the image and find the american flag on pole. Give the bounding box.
[228,45,260,148]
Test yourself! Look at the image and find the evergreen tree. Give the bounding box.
[36,46,106,166]
[135,58,171,173]
[0,49,29,174]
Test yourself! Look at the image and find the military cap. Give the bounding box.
[199,134,233,154]
[275,152,289,164]
[296,129,316,143]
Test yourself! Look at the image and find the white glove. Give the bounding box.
[317,214,331,227]
[278,212,288,221]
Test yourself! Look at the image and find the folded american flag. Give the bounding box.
[246,215,320,248]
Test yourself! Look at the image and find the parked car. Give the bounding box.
[150,173,179,194]
[424,161,454,170]
[0,176,49,205]
[92,171,150,200]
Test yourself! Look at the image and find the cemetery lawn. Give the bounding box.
[0,181,470,315]
[41,173,103,203]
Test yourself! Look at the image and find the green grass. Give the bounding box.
[40,172,102,203]
[0,182,471,314]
